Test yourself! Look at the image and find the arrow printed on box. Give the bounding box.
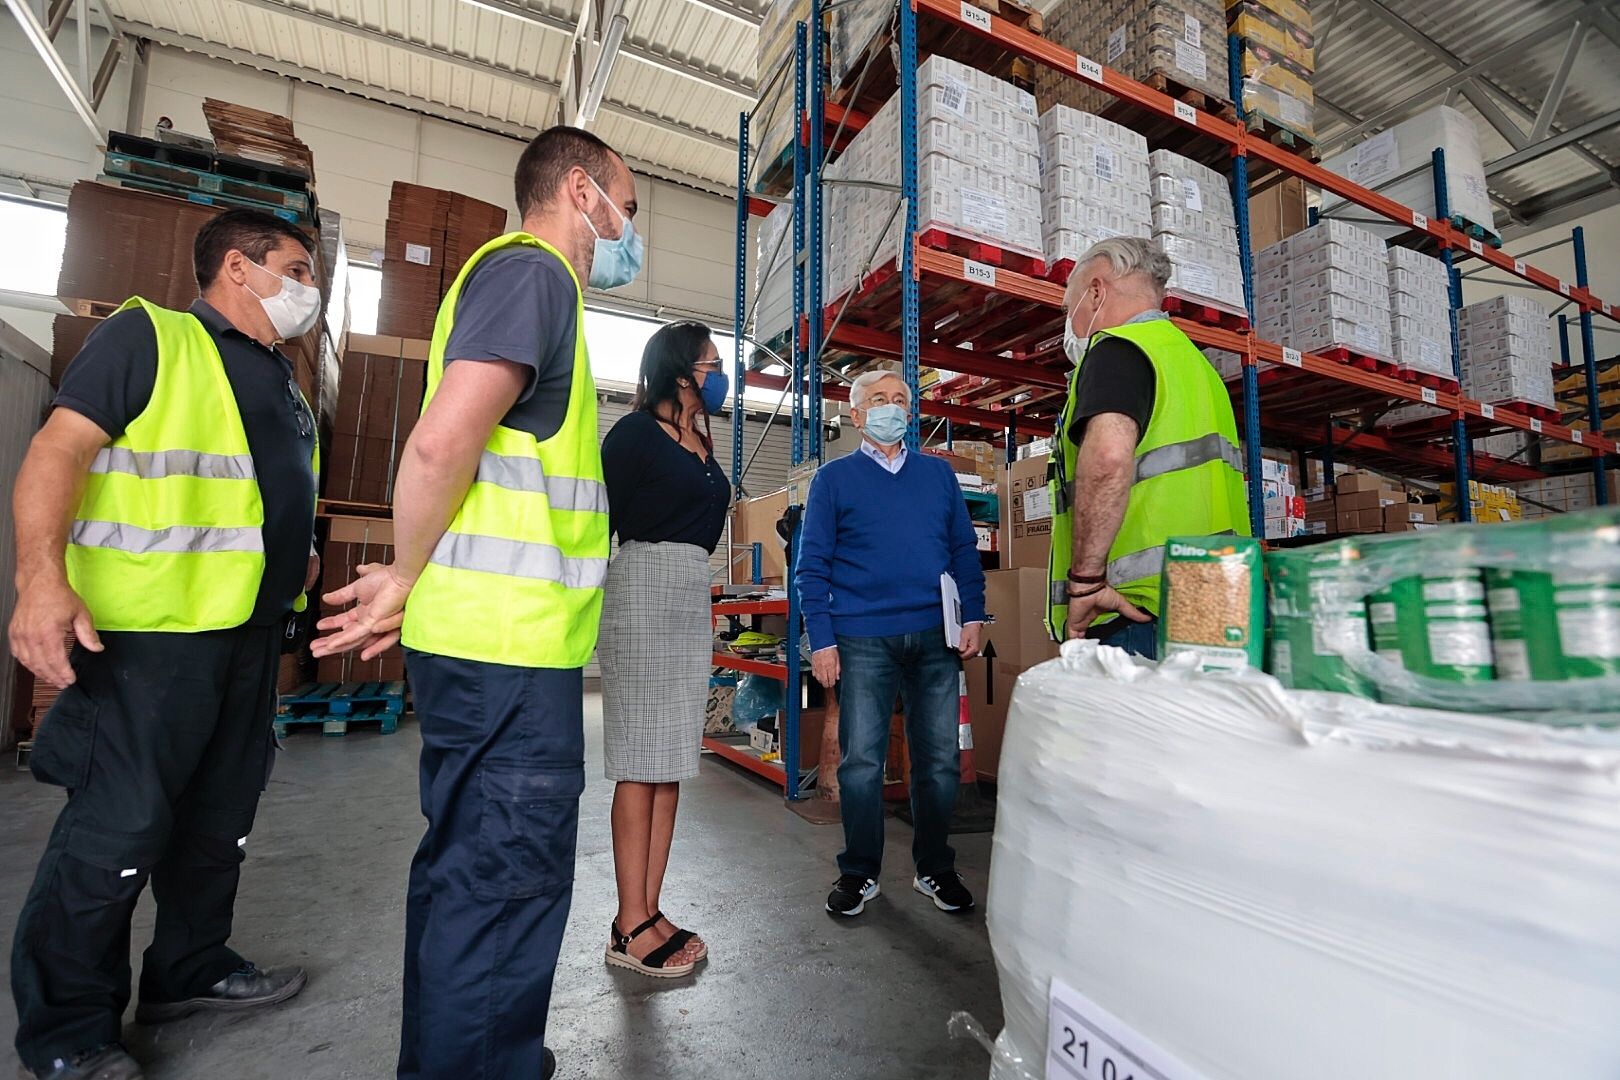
[982,639,998,705]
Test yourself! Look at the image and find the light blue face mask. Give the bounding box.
[582,176,644,290]
[862,403,908,446]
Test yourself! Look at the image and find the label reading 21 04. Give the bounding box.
[1047,978,1205,1080]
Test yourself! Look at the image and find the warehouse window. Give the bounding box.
[0,197,67,295]
[584,307,782,405]
[347,264,381,335]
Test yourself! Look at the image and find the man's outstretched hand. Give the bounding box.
[312,562,415,661]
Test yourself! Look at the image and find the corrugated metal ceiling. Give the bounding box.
[97,0,1620,221]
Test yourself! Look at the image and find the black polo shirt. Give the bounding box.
[54,299,317,626]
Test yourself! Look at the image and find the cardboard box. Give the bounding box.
[964,568,1061,779]
[998,456,1054,571]
[730,489,790,585]
[1249,176,1309,252]
[1337,489,1400,512]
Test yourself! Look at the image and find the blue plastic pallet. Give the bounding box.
[276,681,407,737]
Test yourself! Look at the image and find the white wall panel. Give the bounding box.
[0,17,132,189]
[0,322,56,745]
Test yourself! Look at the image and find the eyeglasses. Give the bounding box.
[284,377,314,439]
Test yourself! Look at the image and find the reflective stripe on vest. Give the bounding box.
[429,532,608,589]
[475,451,610,514]
[1134,432,1244,484]
[72,519,266,555]
[91,446,257,481]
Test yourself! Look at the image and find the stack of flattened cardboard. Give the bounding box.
[377,182,508,339]
[201,98,315,180]
[317,516,406,683]
[964,567,1061,779]
[325,334,429,506]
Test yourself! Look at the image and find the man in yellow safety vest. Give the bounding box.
[9,209,321,1080]
[1048,236,1250,655]
[312,126,635,1080]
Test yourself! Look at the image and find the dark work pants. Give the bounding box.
[11,626,281,1072]
[1087,616,1159,659]
[398,652,585,1080]
[834,626,961,881]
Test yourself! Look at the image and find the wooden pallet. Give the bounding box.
[276,681,406,737]
[831,0,1043,119]
[1163,293,1251,332]
[1450,215,1503,249]
[101,175,305,225]
[1245,112,1319,159]
[316,497,392,519]
[104,151,312,213]
[917,227,1046,277]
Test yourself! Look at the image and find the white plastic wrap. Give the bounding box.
[987,640,1620,1080]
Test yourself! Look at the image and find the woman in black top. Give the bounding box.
[598,320,730,978]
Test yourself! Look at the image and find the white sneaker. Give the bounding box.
[826,875,881,916]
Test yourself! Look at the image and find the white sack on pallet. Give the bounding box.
[986,641,1620,1080]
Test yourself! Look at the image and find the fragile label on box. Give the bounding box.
[1175,39,1207,81]
[405,243,433,265]
[1182,178,1203,213]
[1024,484,1053,522]
[961,188,1008,237]
[1183,13,1201,46]
[1107,25,1126,62]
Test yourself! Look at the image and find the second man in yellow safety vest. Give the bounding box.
[1048,236,1250,654]
[312,126,636,1080]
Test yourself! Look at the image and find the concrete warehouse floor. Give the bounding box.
[0,691,1003,1080]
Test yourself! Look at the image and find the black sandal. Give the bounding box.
[653,910,706,962]
[604,915,696,978]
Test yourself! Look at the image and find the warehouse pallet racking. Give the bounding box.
[721,0,1620,799]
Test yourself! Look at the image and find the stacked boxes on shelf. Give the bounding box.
[1038,106,1152,272]
[1036,0,1231,114]
[1457,295,1555,408]
[1261,453,1305,539]
[317,517,405,683]
[1319,105,1496,242]
[326,335,428,506]
[1439,479,1522,523]
[1227,0,1316,142]
[754,201,794,346]
[1149,150,1247,313]
[1256,220,1393,361]
[824,56,1043,301]
[1307,470,1438,536]
[1513,474,1618,518]
[1203,347,1243,381]
[752,0,815,189]
[377,182,508,340]
[1386,247,1455,381]
[830,0,891,86]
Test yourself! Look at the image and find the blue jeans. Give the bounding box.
[834,626,961,881]
[1090,616,1158,659]
[399,653,585,1079]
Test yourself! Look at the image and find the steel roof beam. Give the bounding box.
[120,21,740,178]
[169,0,738,152]
[679,0,761,27]
[4,0,104,144]
[1530,20,1586,142]
[1487,108,1620,177]
[1459,79,1526,150]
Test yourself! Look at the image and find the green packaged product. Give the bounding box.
[1158,536,1266,672]
[1387,572,1495,683]
[1264,542,1375,695]
[1486,514,1620,681]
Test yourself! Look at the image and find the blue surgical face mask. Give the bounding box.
[863,403,908,446]
[582,176,643,290]
[700,368,730,414]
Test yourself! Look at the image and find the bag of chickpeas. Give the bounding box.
[1157,536,1266,673]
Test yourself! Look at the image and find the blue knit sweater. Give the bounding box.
[796,449,987,651]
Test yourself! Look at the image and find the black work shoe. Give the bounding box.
[914,870,976,912]
[825,874,880,916]
[543,1047,556,1079]
[134,962,307,1024]
[19,1044,142,1080]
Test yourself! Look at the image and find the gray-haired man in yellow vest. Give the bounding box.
[312,126,634,1080]
[1048,237,1250,655]
[9,209,321,1080]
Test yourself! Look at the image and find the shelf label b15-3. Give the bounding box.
[962,259,997,286]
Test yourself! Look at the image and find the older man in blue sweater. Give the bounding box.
[798,370,987,918]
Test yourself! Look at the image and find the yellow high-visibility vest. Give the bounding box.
[400,233,609,668]
[66,297,319,631]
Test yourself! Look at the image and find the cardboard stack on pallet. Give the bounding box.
[1304,470,1438,535]
[1256,219,1394,362]
[326,334,429,507]
[1039,106,1152,272]
[202,98,316,180]
[1458,295,1555,409]
[376,182,508,339]
[1386,247,1455,381]
[1149,149,1247,314]
[317,517,405,683]
[752,0,815,190]
[1037,0,1231,115]
[1226,0,1316,143]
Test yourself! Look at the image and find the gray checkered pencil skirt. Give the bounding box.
[599,540,712,783]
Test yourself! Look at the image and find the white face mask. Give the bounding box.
[244,259,321,340]
[1063,287,1105,366]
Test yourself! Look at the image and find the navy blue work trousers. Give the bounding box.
[397,652,585,1080]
